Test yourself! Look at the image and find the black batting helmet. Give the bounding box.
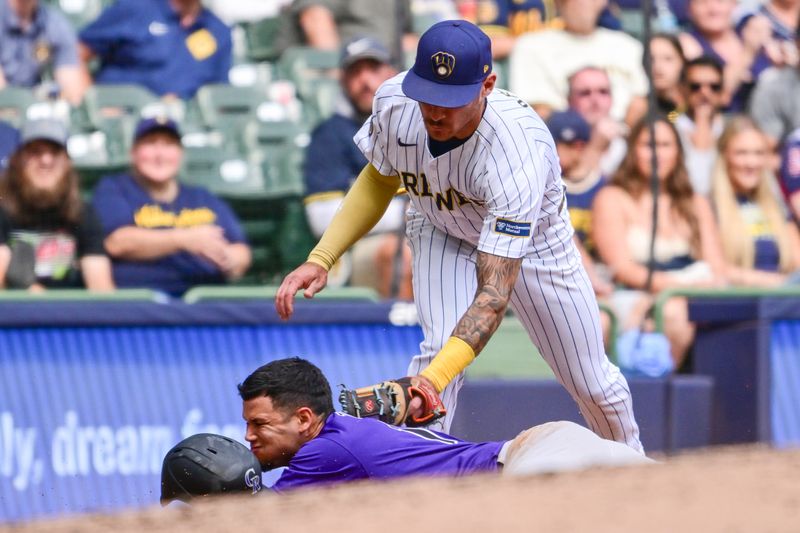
[160,433,263,505]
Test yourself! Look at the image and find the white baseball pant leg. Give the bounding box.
[498,421,654,475]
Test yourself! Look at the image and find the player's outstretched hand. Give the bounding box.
[275,262,328,320]
[405,375,442,425]
[338,375,446,427]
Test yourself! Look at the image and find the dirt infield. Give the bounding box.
[5,446,800,533]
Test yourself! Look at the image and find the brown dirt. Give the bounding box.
[4,445,800,533]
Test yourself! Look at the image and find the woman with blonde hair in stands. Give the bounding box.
[592,115,727,367]
[711,115,800,286]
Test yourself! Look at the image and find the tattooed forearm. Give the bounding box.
[452,252,522,354]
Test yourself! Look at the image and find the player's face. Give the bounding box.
[343,59,396,116]
[725,128,768,195]
[132,131,183,185]
[242,396,306,470]
[634,121,680,181]
[418,74,496,142]
[568,70,612,125]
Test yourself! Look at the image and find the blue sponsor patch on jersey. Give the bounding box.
[494,218,531,237]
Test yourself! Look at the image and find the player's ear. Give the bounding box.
[483,73,497,95]
[294,406,317,432]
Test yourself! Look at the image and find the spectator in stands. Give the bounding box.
[0,119,114,291]
[91,117,251,297]
[546,110,613,346]
[780,127,800,221]
[0,120,19,170]
[455,0,562,60]
[275,0,415,62]
[678,0,773,111]
[592,116,727,366]
[736,0,799,70]
[303,37,411,300]
[548,110,611,298]
[567,66,628,177]
[748,21,800,150]
[0,0,86,104]
[675,55,727,197]
[711,116,800,286]
[509,0,648,125]
[649,33,687,120]
[78,0,232,100]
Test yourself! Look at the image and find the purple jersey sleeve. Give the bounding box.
[272,413,504,492]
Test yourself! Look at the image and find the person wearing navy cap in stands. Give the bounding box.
[546,109,612,300]
[91,116,251,297]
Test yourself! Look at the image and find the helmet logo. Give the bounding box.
[431,52,455,79]
[244,468,262,494]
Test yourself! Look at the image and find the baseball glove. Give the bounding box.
[338,376,446,427]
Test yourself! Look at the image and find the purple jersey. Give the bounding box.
[272,413,505,492]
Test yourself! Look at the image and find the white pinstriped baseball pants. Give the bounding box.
[405,213,644,453]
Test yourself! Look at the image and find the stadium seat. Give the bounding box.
[181,144,268,198]
[0,88,36,127]
[276,199,317,272]
[183,284,380,304]
[81,84,161,131]
[275,47,340,126]
[243,120,307,196]
[69,117,133,193]
[228,62,274,89]
[241,16,283,62]
[193,84,270,149]
[195,84,266,126]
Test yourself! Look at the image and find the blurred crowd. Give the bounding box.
[1,0,799,367]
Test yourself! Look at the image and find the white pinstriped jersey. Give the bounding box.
[354,72,574,264]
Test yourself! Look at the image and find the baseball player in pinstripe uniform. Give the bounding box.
[276,20,643,453]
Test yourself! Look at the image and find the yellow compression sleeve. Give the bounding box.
[307,163,401,271]
[420,337,476,392]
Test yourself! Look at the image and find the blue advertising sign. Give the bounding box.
[0,303,423,523]
[770,320,800,447]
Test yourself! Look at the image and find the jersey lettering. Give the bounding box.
[399,170,480,211]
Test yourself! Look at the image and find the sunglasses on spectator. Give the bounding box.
[688,81,723,93]
[574,87,611,98]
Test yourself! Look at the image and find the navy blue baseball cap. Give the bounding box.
[546,110,591,144]
[402,20,492,108]
[134,116,181,143]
